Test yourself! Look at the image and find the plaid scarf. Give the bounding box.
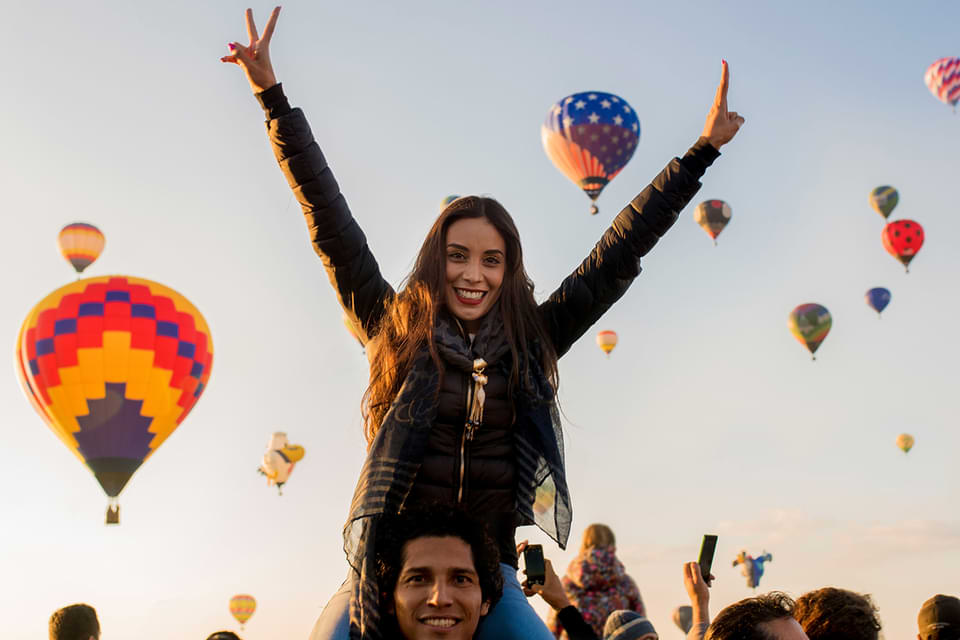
[345,304,571,639]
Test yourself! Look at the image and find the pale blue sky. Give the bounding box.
[2,2,958,638]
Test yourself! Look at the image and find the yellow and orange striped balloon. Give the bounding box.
[230,594,256,628]
[58,223,105,274]
[16,276,213,520]
[596,330,618,357]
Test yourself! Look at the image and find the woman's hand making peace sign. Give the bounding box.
[221,6,282,94]
[701,60,745,149]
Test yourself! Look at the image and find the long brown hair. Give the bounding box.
[362,196,559,446]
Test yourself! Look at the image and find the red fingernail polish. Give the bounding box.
[722,59,727,65]
[228,43,236,51]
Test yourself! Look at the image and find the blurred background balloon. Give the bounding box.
[788,303,832,360]
[16,276,213,523]
[229,594,256,629]
[865,287,891,318]
[881,220,924,273]
[733,550,772,590]
[58,223,105,274]
[693,199,732,245]
[672,605,693,633]
[896,433,915,454]
[924,57,960,110]
[596,330,618,357]
[541,91,640,215]
[258,432,305,495]
[868,186,898,220]
[440,194,460,211]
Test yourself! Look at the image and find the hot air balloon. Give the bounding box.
[788,304,832,360]
[865,288,891,317]
[58,223,105,274]
[440,195,460,211]
[596,330,618,357]
[733,551,772,590]
[896,433,914,454]
[258,432,305,495]
[673,606,694,634]
[229,594,256,629]
[541,91,640,215]
[17,276,213,523]
[868,186,898,220]
[693,199,732,245]
[924,57,960,110]
[882,220,924,273]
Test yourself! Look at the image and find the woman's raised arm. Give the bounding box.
[539,62,743,357]
[221,8,394,341]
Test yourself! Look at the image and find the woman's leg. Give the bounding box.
[475,563,555,640]
[308,571,354,640]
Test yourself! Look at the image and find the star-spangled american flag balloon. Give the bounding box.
[924,57,960,109]
[541,91,640,215]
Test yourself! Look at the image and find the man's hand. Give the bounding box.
[517,540,571,611]
[701,60,744,149]
[220,7,282,94]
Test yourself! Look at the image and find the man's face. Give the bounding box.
[760,617,809,640]
[392,536,490,640]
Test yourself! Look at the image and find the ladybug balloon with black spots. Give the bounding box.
[882,220,924,273]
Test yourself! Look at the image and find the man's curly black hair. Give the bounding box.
[374,504,503,616]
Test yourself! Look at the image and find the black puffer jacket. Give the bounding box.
[257,84,718,567]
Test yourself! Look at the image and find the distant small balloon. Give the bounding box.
[865,288,891,317]
[868,186,898,219]
[596,330,618,357]
[229,594,256,629]
[924,57,960,109]
[881,220,924,273]
[896,433,914,454]
[788,304,832,360]
[440,195,460,211]
[258,432,305,495]
[673,605,693,633]
[693,199,732,245]
[58,223,105,273]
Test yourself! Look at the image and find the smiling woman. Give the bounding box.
[222,7,742,640]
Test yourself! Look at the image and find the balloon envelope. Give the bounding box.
[868,186,898,219]
[259,432,305,491]
[865,288,891,316]
[541,91,640,214]
[693,199,732,243]
[673,606,693,633]
[881,220,924,271]
[17,276,213,502]
[229,594,256,626]
[924,57,960,107]
[788,304,832,357]
[58,223,105,274]
[440,195,460,211]
[596,330,618,356]
[896,433,914,453]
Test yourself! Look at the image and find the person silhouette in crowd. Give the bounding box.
[222,7,742,639]
[917,594,960,640]
[48,603,100,640]
[793,587,881,640]
[704,592,808,640]
[206,632,242,640]
[548,524,646,639]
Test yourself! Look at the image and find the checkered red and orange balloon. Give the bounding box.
[16,276,213,522]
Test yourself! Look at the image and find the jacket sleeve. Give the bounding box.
[537,138,719,357]
[257,84,394,341]
[556,606,600,640]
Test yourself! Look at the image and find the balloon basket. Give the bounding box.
[589,204,599,215]
[105,501,120,525]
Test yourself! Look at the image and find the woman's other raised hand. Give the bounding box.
[701,60,744,149]
[221,7,281,94]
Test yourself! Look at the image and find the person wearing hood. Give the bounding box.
[548,525,646,640]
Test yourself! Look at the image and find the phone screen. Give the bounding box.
[698,535,718,583]
[523,544,546,585]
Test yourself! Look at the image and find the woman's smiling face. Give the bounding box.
[444,217,506,333]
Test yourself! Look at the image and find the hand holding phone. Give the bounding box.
[697,535,718,586]
[523,544,546,586]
